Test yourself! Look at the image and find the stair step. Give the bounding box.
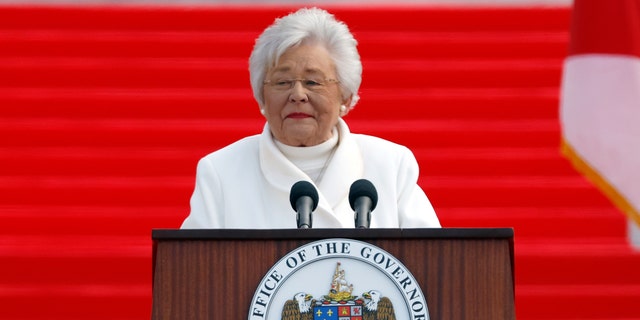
[1,87,561,120]
[0,176,191,206]
[0,29,568,60]
[0,283,150,320]
[439,207,627,239]
[424,175,616,208]
[0,146,575,177]
[0,205,185,236]
[0,30,257,59]
[0,173,612,208]
[357,31,569,59]
[0,6,571,32]
[0,57,561,89]
[516,242,640,286]
[2,118,561,148]
[1,204,625,239]
[516,284,640,319]
[0,146,202,177]
[415,147,577,176]
[0,257,150,286]
[0,234,149,258]
[1,118,264,148]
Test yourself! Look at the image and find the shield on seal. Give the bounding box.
[313,303,363,320]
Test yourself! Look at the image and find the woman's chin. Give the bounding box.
[280,129,321,146]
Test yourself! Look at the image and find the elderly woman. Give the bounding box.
[181,8,440,229]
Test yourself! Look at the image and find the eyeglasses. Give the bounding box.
[263,78,339,92]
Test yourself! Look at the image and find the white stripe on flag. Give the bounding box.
[560,53,640,222]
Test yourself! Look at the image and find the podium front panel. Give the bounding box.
[151,228,514,320]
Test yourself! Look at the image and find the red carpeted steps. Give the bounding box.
[1,5,639,320]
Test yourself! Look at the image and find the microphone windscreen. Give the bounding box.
[289,181,319,211]
[349,179,378,211]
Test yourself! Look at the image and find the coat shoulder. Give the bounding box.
[352,134,413,159]
[200,134,260,163]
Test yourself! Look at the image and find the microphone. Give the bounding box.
[349,179,378,229]
[289,181,319,229]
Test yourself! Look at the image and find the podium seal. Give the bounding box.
[249,238,430,320]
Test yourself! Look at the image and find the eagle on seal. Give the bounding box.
[281,292,314,320]
[362,290,396,320]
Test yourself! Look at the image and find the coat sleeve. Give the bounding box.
[180,156,225,228]
[396,147,441,228]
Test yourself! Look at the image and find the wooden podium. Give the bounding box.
[152,228,514,320]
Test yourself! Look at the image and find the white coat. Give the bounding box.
[180,118,440,229]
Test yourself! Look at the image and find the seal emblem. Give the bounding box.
[280,262,397,320]
[249,239,429,320]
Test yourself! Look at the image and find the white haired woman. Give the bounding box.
[181,8,440,229]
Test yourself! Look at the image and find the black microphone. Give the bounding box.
[349,179,378,229]
[289,181,319,229]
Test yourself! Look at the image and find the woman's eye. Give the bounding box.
[275,80,292,86]
[305,80,321,86]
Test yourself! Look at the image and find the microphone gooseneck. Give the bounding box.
[290,181,319,229]
[349,179,378,229]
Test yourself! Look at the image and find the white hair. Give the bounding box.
[249,7,362,110]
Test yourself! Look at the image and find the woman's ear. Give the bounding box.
[340,97,353,117]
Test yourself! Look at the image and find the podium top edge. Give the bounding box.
[152,227,514,241]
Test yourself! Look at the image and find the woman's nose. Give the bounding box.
[289,82,309,103]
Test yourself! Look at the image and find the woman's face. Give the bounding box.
[262,43,350,147]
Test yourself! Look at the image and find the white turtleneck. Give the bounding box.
[274,127,339,183]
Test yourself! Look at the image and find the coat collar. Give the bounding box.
[259,118,364,220]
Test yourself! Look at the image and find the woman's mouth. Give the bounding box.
[286,112,312,119]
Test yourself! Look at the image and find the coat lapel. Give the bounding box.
[259,123,308,194]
